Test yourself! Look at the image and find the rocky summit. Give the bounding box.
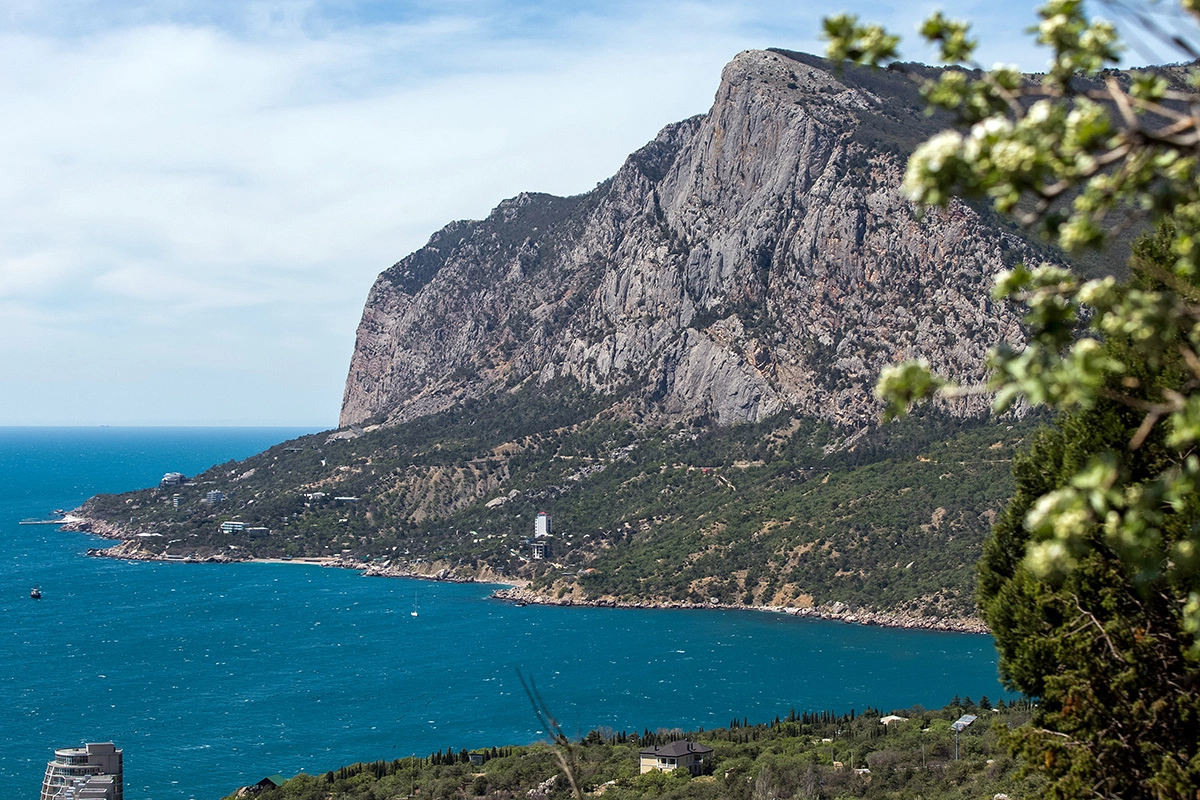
[69,50,1086,627]
[340,49,1034,432]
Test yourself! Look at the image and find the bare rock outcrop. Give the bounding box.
[340,50,1033,430]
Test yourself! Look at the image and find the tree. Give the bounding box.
[825,2,1200,797]
[978,229,1200,797]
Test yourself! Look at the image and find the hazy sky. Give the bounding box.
[0,1,1162,427]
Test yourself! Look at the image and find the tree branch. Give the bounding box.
[1072,593,1125,661]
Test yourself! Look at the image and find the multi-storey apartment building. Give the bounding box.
[40,742,123,800]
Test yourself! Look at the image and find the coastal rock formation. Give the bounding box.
[488,585,988,633]
[340,49,1032,430]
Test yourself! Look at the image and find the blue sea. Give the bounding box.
[1,428,1010,800]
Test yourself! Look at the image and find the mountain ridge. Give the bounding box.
[66,50,1088,626]
[339,49,1034,432]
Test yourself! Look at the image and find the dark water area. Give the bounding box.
[0,428,1008,800]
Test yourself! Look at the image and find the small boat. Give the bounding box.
[410,592,418,617]
[30,586,41,600]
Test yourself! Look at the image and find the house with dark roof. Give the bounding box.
[231,774,285,797]
[249,774,285,793]
[638,741,713,776]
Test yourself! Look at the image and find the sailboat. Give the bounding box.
[410,592,418,617]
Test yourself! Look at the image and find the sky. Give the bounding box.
[0,0,1184,427]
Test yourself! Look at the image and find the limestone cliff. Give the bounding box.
[341,49,1033,430]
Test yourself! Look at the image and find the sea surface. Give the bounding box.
[1,428,1011,800]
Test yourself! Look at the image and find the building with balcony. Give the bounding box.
[40,742,123,800]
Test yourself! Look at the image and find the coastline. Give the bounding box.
[488,586,990,634]
[78,536,524,586]
[65,515,526,586]
[62,513,986,634]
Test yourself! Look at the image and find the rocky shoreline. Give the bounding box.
[63,514,985,633]
[84,537,246,564]
[356,558,523,587]
[64,514,524,584]
[489,586,990,634]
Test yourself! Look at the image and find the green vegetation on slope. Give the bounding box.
[225,699,1040,800]
[79,379,1039,618]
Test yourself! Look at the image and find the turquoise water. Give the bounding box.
[1,428,1010,800]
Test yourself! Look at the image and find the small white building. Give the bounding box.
[535,512,552,538]
[206,490,224,504]
[531,540,548,560]
[220,521,246,533]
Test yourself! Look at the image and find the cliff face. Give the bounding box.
[340,49,1031,430]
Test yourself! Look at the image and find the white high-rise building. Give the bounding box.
[535,512,551,538]
[40,743,123,800]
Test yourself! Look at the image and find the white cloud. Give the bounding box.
[0,0,1069,425]
[93,263,259,308]
[0,250,79,297]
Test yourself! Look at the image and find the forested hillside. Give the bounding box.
[72,377,1036,622]
[224,698,1040,800]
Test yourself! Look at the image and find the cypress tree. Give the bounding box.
[978,230,1200,798]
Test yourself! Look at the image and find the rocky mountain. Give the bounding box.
[341,49,1033,432]
[69,50,1083,629]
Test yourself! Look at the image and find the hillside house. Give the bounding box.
[638,741,713,775]
[246,774,285,794]
[160,472,186,487]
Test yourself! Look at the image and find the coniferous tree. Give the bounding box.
[977,229,1200,797]
[824,3,1200,797]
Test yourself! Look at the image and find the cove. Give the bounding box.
[0,429,1009,800]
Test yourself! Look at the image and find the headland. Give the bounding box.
[64,512,985,634]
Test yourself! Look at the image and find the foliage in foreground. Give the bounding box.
[828,1,1200,797]
[225,699,1040,800]
[978,232,1200,795]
